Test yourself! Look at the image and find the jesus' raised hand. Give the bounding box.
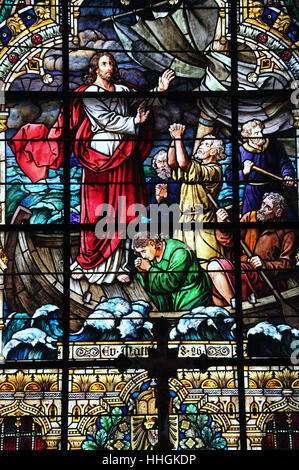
[158,69,176,92]
[135,101,150,125]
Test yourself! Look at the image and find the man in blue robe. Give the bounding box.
[225,119,296,220]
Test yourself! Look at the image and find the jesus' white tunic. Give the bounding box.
[71,84,142,285]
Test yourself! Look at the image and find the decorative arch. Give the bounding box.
[265,379,283,389]
[89,382,106,392]
[24,381,41,392]
[0,415,47,450]
[199,403,231,432]
[49,404,57,422]
[250,401,259,419]
[79,399,109,430]
[119,371,149,402]
[257,399,299,431]
[38,405,45,414]
[226,379,236,389]
[201,379,218,389]
[84,404,92,413]
[72,405,81,423]
[0,400,52,435]
[136,390,157,415]
[227,402,236,418]
[168,378,189,401]
[114,382,127,392]
[0,382,15,392]
[76,414,100,436]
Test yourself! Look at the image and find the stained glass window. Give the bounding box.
[0,0,298,463]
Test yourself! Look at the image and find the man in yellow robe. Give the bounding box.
[167,124,226,268]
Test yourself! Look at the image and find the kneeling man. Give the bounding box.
[134,232,212,312]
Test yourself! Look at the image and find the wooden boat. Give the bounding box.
[150,282,299,330]
[4,206,155,332]
[4,206,299,333]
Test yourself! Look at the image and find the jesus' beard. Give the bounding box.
[98,70,115,84]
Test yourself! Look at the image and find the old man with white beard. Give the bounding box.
[225,119,295,219]
[146,149,180,236]
[167,124,227,267]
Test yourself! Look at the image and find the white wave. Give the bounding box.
[84,311,115,331]
[191,305,229,317]
[247,322,282,341]
[32,304,60,319]
[2,327,56,358]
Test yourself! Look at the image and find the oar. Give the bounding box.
[207,192,297,321]
[101,0,171,22]
[251,165,297,186]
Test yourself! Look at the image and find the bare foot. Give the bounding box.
[71,268,85,280]
[117,273,131,284]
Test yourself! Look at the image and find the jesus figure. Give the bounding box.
[9,52,175,285]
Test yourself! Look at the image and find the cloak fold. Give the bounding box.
[9,84,153,269]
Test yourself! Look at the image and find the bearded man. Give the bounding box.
[10,52,175,285]
[167,124,227,267]
[207,192,297,308]
[225,119,296,219]
[146,149,180,236]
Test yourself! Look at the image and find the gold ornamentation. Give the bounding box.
[260,58,271,70]
[181,419,190,430]
[33,374,58,392]
[0,119,7,134]
[248,0,265,25]
[34,1,51,20]
[185,437,196,449]
[6,14,26,36]
[28,60,40,72]
[292,109,299,129]
[97,373,123,392]
[114,440,125,450]
[273,12,291,35]
[119,422,129,433]
[72,374,98,392]
[275,368,298,388]
[15,417,22,428]
[0,248,8,270]
[7,371,32,392]
[286,411,293,425]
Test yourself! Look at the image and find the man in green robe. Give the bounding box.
[133,232,211,312]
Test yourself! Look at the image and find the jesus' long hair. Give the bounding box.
[83,52,121,85]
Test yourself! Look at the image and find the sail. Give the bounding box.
[104,0,219,78]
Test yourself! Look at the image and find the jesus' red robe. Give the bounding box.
[9,85,153,269]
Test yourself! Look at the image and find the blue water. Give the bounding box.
[6,127,233,224]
